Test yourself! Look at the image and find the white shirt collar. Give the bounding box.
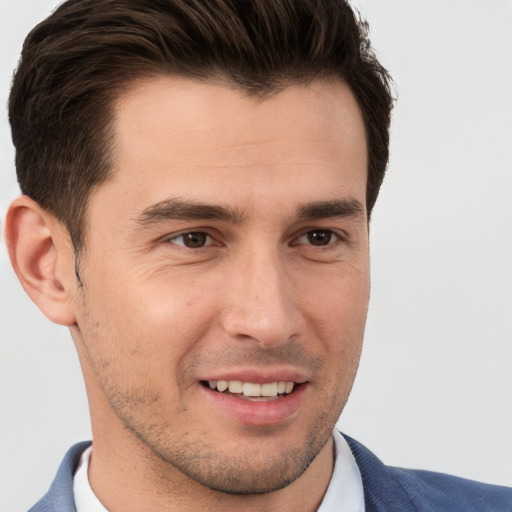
[317,430,365,512]
[73,445,108,512]
[74,431,364,512]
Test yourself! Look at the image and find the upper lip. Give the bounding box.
[200,367,310,384]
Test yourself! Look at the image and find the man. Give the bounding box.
[3,0,511,510]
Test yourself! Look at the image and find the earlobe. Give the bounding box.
[5,196,77,326]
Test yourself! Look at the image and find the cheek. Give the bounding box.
[76,267,222,387]
[298,267,368,392]
[299,266,370,341]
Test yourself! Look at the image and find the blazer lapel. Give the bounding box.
[29,441,91,512]
[343,434,416,512]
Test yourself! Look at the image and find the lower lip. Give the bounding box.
[200,383,307,426]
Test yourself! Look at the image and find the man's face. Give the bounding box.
[71,77,369,493]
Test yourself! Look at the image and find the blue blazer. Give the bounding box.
[29,435,512,511]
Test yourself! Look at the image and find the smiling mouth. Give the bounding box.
[201,380,298,401]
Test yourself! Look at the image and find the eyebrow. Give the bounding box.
[136,198,245,225]
[297,199,365,221]
[136,197,365,226]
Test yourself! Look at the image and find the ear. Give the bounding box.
[5,195,78,326]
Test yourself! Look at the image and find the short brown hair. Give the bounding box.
[9,0,393,253]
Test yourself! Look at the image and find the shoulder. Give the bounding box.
[388,466,512,512]
[342,433,512,512]
[28,441,91,512]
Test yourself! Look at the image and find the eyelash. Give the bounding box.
[165,228,346,250]
[166,231,217,249]
[293,229,345,248]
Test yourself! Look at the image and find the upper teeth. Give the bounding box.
[208,380,295,397]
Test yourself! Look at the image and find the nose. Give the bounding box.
[220,247,303,348]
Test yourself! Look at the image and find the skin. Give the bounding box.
[7,77,369,511]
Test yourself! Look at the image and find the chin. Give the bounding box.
[178,448,317,495]
[151,418,333,495]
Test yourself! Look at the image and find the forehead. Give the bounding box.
[95,76,368,218]
[113,76,366,160]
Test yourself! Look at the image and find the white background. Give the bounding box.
[1,1,511,510]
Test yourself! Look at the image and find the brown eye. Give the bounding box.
[305,230,334,246]
[171,232,211,248]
